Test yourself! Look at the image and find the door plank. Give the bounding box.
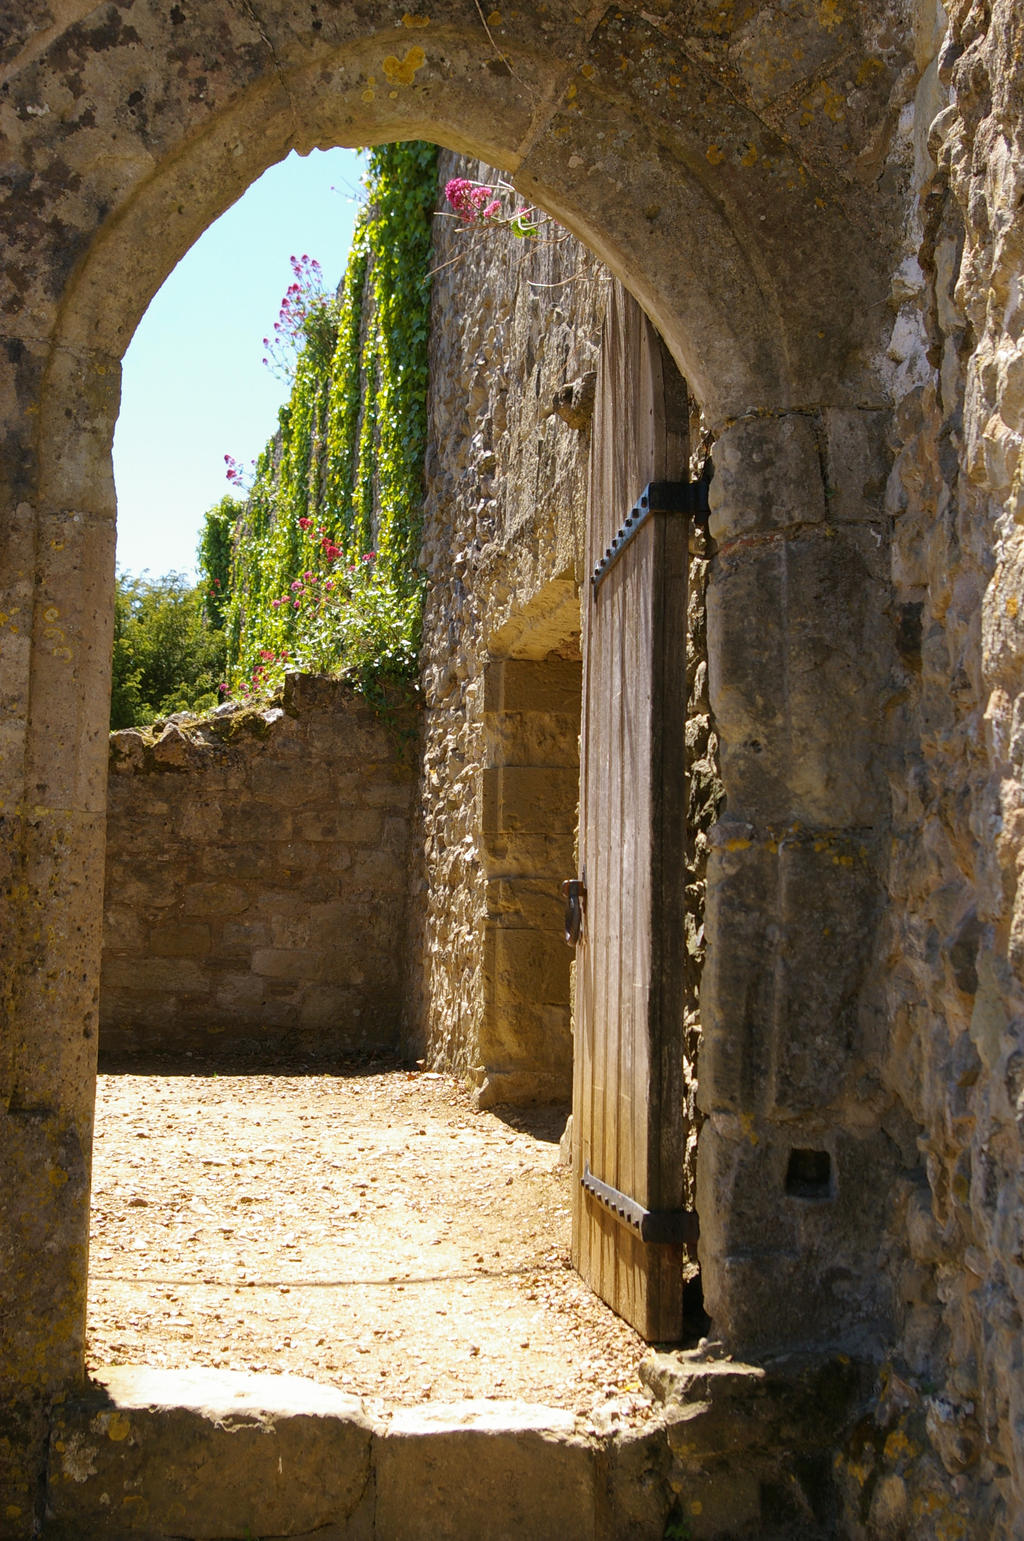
[571,282,690,1342]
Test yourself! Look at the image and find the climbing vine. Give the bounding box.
[217,141,439,706]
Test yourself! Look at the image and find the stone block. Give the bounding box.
[483,657,582,715]
[487,711,581,768]
[374,1401,595,1541]
[696,1119,900,1353]
[212,970,269,1012]
[220,839,326,883]
[473,1065,572,1108]
[484,876,565,929]
[708,414,826,542]
[295,984,375,1035]
[670,1468,763,1539]
[478,998,572,1074]
[702,832,881,1116]
[707,526,890,828]
[22,510,116,813]
[293,808,353,842]
[219,802,292,843]
[246,759,336,805]
[480,765,579,836]
[147,921,211,958]
[338,808,386,845]
[99,954,207,996]
[182,881,250,917]
[44,1367,374,1540]
[822,407,892,523]
[101,906,146,952]
[346,848,408,891]
[479,829,573,874]
[219,918,273,953]
[484,926,572,1006]
[251,947,322,982]
[600,1420,675,1539]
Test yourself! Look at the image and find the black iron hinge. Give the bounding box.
[582,1162,699,1251]
[590,471,711,598]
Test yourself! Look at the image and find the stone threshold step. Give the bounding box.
[43,1360,847,1540]
[43,1366,667,1541]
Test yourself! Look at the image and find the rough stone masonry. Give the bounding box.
[1,0,1023,1535]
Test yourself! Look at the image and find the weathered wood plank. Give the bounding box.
[571,281,690,1342]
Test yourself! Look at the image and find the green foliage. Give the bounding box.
[197,496,240,628]
[110,571,227,730]
[223,142,438,707]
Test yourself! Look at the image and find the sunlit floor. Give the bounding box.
[86,1063,656,1429]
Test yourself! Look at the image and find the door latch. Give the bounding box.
[561,878,586,947]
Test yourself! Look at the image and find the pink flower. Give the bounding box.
[324,580,334,592]
[271,598,282,607]
[303,570,313,580]
[293,599,301,610]
[362,550,376,563]
[298,517,312,530]
[445,178,498,223]
[290,580,302,592]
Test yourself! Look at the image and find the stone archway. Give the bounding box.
[1,2,916,1525]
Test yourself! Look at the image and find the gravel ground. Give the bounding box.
[86,1063,658,1431]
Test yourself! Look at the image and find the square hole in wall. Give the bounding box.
[785,1148,833,1200]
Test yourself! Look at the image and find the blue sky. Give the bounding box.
[112,147,364,582]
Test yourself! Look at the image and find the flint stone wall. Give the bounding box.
[100,674,418,1062]
[406,152,606,1105]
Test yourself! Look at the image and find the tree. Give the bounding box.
[110,571,227,730]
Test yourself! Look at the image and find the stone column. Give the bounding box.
[0,348,119,1533]
[697,407,900,1352]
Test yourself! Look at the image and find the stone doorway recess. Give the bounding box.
[2,4,909,1526]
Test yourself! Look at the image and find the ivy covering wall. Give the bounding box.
[219,141,438,703]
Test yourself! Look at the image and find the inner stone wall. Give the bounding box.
[101,675,418,1062]
[831,0,1024,1533]
[412,157,718,1114]
[407,153,607,1103]
[412,153,720,1138]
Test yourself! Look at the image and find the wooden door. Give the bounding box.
[571,283,693,1343]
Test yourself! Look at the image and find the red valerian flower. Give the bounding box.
[445,178,498,222]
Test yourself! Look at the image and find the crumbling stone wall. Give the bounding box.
[101,675,418,1063]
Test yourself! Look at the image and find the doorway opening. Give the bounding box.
[89,144,710,1427]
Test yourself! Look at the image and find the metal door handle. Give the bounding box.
[561,878,586,947]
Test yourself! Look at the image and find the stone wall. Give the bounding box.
[408,153,607,1106]
[830,0,1024,1533]
[100,675,418,1062]
[10,0,1024,1527]
[413,158,718,1118]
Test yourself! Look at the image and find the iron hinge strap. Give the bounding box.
[590,474,710,598]
[582,1162,699,1249]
